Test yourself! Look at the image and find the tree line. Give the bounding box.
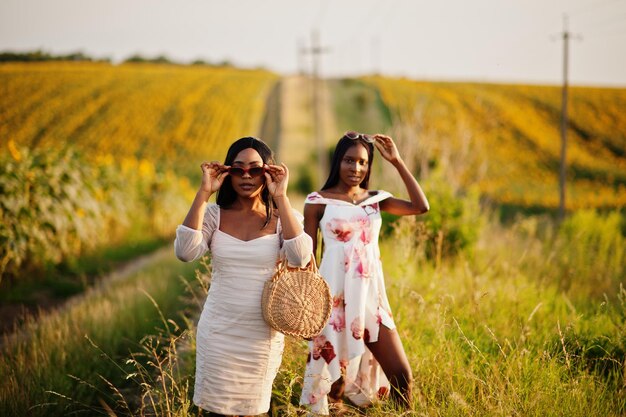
[0,49,235,67]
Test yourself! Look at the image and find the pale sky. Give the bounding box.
[1,0,625,86]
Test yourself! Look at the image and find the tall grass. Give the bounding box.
[0,251,199,416]
[551,210,625,297]
[3,208,624,416]
[373,209,625,416]
[272,207,626,416]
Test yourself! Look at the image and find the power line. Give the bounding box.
[569,0,625,17]
[576,10,626,31]
[595,29,626,36]
[325,0,392,76]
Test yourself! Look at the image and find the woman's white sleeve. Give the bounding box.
[174,204,218,262]
[279,209,314,267]
[283,232,314,267]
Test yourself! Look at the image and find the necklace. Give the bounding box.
[351,191,364,204]
[327,189,364,204]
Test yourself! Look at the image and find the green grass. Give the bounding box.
[330,78,392,136]
[3,209,624,416]
[0,237,171,304]
[271,210,626,416]
[0,250,200,417]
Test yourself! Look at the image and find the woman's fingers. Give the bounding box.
[265,164,287,179]
[201,161,229,175]
[374,134,393,147]
[373,138,388,151]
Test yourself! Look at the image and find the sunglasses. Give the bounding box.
[344,131,375,143]
[228,166,266,178]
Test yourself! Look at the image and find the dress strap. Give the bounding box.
[359,190,392,206]
[304,190,392,206]
[304,191,339,205]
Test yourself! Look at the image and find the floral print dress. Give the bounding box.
[300,191,396,414]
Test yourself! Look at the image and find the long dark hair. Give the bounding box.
[321,135,375,190]
[216,136,275,227]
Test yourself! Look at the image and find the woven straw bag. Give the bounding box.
[262,255,332,338]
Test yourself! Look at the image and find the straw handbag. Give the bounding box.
[262,255,332,338]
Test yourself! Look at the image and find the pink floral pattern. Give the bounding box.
[326,218,354,242]
[343,248,351,272]
[300,191,395,414]
[308,392,322,404]
[329,294,346,332]
[352,215,372,245]
[350,317,364,340]
[355,246,371,278]
[311,335,336,364]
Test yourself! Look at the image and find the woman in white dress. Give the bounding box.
[299,132,429,414]
[175,137,312,416]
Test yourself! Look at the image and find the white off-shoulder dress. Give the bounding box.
[300,191,395,415]
[174,203,312,416]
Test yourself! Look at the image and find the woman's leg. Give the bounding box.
[365,326,413,408]
[329,376,345,403]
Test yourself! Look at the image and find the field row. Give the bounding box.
[0,62,277,176]
[365,76,626,209]
[1,62,276,281]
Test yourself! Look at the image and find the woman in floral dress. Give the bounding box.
[299,132,429,414]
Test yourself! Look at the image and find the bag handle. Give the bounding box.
[271,254,318,282]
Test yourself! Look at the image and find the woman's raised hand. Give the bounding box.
[264,163,289,198]
[200,161,229,194]
[373,134,401,164]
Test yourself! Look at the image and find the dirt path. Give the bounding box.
[278,76,339,167]
[0,246,172,338]
[265,75,339,211]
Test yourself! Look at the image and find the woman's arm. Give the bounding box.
[182,190,212,230]
[303,202,324,255]
[183,161,229,230]
[265,163,303,239]
[175,161,228,262]
[266,163,314,266]
[374,134,430,216]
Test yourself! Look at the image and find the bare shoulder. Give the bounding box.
[304,200,325,220]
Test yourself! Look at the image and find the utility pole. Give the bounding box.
[558,14,569,222]
[301,30,330,188]
[556,14,581,222]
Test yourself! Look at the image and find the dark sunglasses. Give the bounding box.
[344,131,375,143]
[228,166,266,178]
